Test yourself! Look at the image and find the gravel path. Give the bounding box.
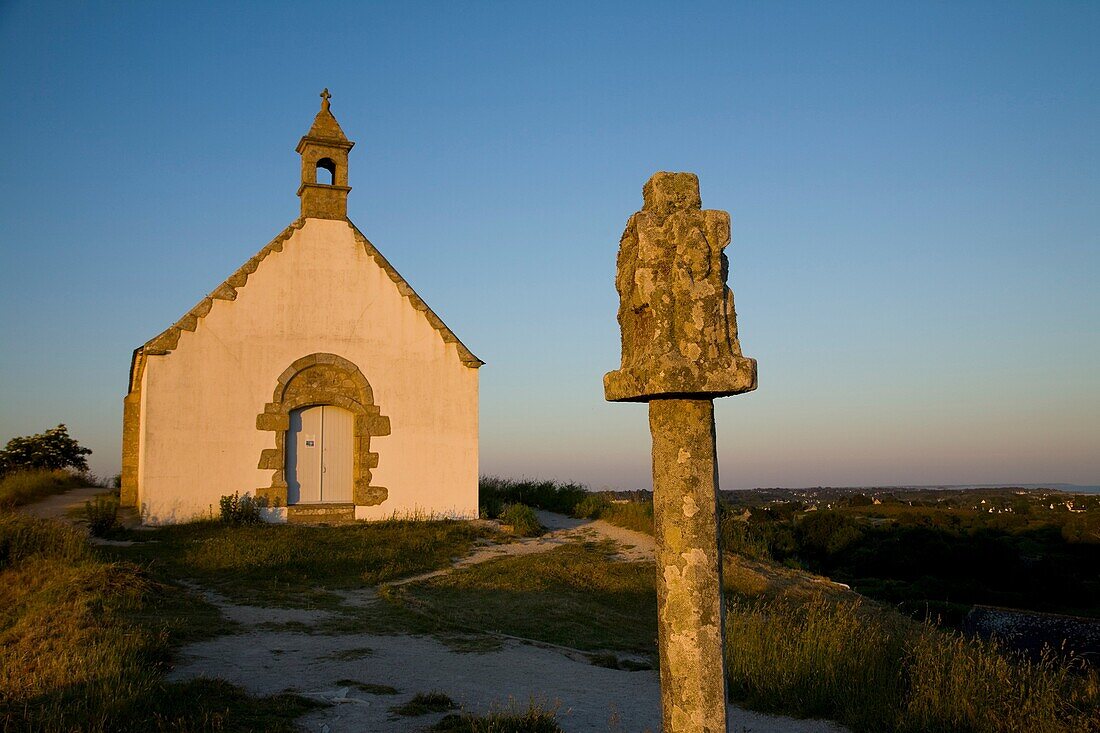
[167,511,845,732]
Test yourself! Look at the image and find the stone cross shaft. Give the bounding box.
[605,172,757,733]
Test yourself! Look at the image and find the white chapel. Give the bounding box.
[120,91,482,524]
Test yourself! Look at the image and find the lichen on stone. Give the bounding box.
[604,172,756,402]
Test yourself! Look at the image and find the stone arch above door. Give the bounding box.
[256,353,390,507]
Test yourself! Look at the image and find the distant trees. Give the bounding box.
[0,424,92,477]
[796,510,863,558]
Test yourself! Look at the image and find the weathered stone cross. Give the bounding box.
[605,172,757,733]
[320,88,331,109]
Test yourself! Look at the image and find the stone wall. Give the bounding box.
[965,605,1100,662]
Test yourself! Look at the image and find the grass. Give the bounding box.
[8,475,1096,733]
[0,468,89,509]
[431,703,562,732]
[109,517,493,608]
[391,691,458,716]
[382,540,657,653]
[725,594,1100,732]
[596,500,654,535]
[0,512,322,732]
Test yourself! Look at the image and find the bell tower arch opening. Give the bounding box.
[316,158,337,185]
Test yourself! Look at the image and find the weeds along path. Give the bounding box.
[386,510,655,590]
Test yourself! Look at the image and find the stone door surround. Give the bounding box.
[256,353,390,507]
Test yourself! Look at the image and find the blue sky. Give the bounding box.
[1,1,1097,489]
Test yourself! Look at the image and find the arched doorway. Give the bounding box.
[255,353,391,509]
[286,404,354,504]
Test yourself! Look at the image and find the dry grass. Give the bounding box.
[725,595,1100,733]
[596,500,654,534]
[431,702,563,731]
[0,469,88,510]
[902,630,1100,732]
[0,513,322,731]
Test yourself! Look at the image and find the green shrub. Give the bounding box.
[573,492,611,519]
[499,503,543,537]
[0,469,88,510]
[219,491,263,526]
[85,495,119,537]
[479,476,588,518]
[719,511,770,560]
[795,510,863,559]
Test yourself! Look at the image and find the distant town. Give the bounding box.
[609,485,1098,514]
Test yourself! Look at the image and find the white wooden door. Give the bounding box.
[287,405,354,504]
[287,406,323,504]
[320,405,353,502]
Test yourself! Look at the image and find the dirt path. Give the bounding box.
[172,625,845,733]
[168,511,845,732]
[18,486,141,544]
[18,485,105,521]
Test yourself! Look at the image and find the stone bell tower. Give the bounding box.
[296,88,354,219]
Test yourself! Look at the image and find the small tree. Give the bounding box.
[0,424,92,477]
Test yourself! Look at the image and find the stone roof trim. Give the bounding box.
[126,216,481,395]
[127,219,306,394]
[346,221,484,368]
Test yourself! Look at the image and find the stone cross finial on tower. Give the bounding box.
[606,172,757,733]
[296,90,354,219]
